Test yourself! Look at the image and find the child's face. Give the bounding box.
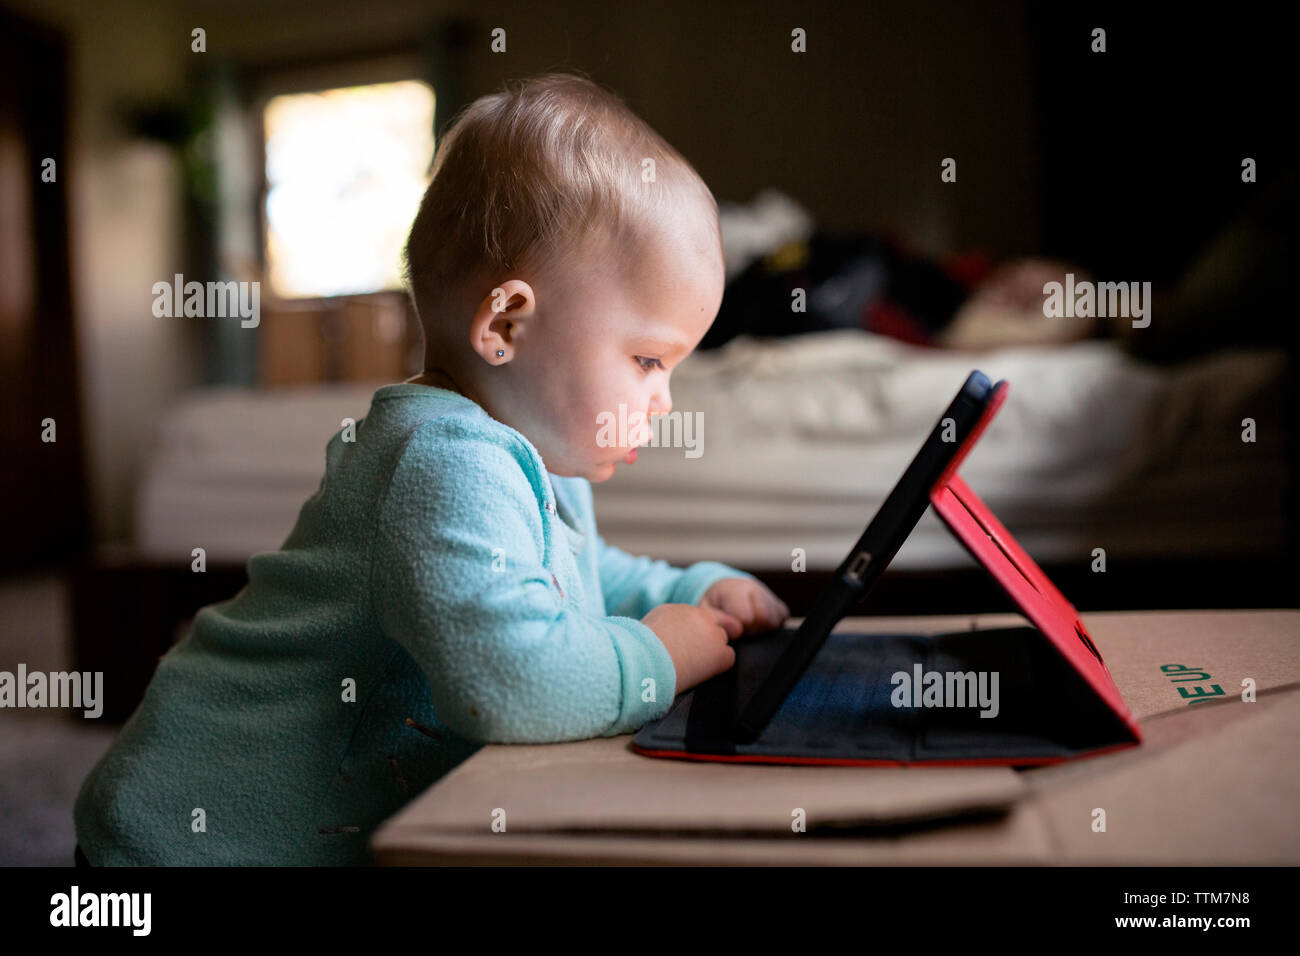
[489,212,724,482]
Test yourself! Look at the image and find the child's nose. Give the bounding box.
[650,384,672,418]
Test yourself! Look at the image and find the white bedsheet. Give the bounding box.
[134,331,1289,571]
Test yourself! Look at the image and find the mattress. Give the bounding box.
[134,330,1290,571]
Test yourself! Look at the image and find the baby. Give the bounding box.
[74,72,789,866]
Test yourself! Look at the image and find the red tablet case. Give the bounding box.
[632,379,1143,767]
[930,381,1142,750]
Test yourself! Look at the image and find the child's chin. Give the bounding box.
[554,459,618,482]
[573,459,617,482]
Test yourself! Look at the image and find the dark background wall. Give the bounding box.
[1028,4,1290,285]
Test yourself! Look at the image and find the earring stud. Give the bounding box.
[496,349,505,357]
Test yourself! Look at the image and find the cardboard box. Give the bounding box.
[370,610,1300,865]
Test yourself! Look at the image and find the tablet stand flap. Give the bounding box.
[930,472,1142,743]
[935,378,1010,489]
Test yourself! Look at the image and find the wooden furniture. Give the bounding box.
[258,291,422,385]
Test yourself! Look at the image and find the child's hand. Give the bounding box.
[642,603,744,693]
[698,578,790,636]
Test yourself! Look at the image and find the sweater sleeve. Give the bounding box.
[369,419,677,743]
[595,532,759,620]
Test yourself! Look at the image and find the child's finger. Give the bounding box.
[758,583,789,618]
[704,605,744,639]
[769,596,789,623]
[709,592,742,624]
[757,584,785,615]
[750,587,783,624]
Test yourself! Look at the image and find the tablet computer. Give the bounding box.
[729,369,1005,741]
[632,368,1142,765]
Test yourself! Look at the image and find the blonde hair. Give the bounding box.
[402,71,719,356]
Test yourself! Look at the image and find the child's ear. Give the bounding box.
[469,280,533,363]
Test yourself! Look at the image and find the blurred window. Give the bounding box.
[263,80,434,298]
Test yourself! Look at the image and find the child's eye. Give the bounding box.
[634,356,665,373]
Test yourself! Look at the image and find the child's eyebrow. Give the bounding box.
[631,335,690,357]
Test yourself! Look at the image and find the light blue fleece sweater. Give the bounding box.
[74,383,754,866]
